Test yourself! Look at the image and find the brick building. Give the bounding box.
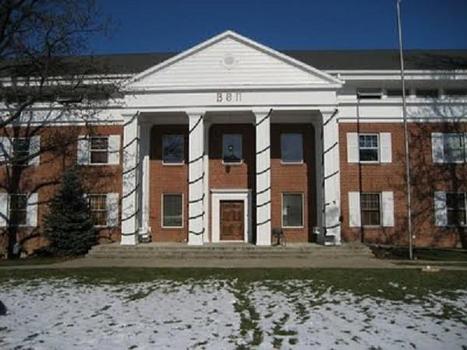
[1,31,467,253]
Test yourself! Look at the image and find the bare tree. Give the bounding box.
[0,0,119,258]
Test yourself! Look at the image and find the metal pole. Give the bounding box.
[397,0,414,260]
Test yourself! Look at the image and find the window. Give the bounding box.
[89,194,107,226]
[90,137,108,164]
[12,138,30,166]
[281,133,303,163]
[282,193,304,228]
[386,89,410,97]
[416,89,438,98]
[222,134,242,163]
[9,194,27,226]
[162,134,184,164]
[446,193,466,226]
[444,89,467,97]
[444,133,465,163]
[357,88,383,99]
[359,134,379,162]
[162,194,183,228]
[360,193,381,226]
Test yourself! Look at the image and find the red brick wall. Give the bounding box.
[0,125,123,255]
[149,125,188,242]
[271,123,316,242]
[339,122,467,248]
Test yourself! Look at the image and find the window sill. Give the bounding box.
[162,162,185,166]
[222,160,244,166]
[161,226,184,230]
[280,161,304,165]
[282,226,305,229]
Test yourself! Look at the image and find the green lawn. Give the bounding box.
[0,268,465,300]
[370,245,467,261]
[0,256,75,267]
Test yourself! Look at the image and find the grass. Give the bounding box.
[370,246,467,261]
[0,268,466,300]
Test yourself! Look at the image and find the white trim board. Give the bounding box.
[211,189,251,243]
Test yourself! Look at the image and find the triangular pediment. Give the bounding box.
[127,31,342,90]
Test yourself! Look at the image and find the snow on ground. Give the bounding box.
[0,278,465,349]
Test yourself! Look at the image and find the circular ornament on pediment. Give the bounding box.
[222,53,237,69]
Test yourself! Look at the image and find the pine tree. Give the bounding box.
[43,167,96,256]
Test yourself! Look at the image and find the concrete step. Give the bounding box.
[86,243,373,259]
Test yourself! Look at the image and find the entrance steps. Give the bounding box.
[86,242,373,260]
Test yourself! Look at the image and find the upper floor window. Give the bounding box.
[162,134,184,164]
[77,135,120,166]
[90,137,108,164]
[357,88,383,99]
[222,134,242,163]
[444,89,467,97]
[446,193,466,226]
[281,133,303,163]
[432,133,467,164]
[386,89,410,97]
[12,138,30,166]
[359,134,379,162]
[9,194,28,226]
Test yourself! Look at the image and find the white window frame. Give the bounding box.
[445,192,467,227]
[222,133,243,165]
[358,133,380,163]
[89,136,109,165]
[360,192,382,227]
[280,133,304,164]
[8,193,28,227]
[281,192,305,229]
[88,193,108,227]
[162,134,185,166]
[161,193,184,229]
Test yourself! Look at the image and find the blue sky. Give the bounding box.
[90,0,467,54]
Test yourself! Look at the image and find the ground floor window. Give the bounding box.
[446,193,466,226]
[282,193,304,228]
[9,194,27,226]
[162,194,183,228]
[360,193,381,226]
[89,194,107,226]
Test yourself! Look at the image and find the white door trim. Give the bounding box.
[211,189,251,243]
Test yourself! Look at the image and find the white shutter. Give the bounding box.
[348,192,361,227]
[382,191,395,227]
[465,133,467,162]
[431,133,444,163]
[26,193,38,227]
[379,133,392,163]
[0,137,12,164]
[106,193,119,227]
[108,135,121,165]
[77,135,89,165]
[434,191,447,227]
[28,136,41,166]
[0,192,8,227]
[347,133,359,163]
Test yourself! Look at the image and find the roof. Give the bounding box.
[86,49,467,75]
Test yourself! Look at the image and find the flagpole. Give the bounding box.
[397,0,414,260]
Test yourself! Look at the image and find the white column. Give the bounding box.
[187,111,205,245]
[121,112,140,245]
[138,123,151,239]
[254,109,272,246]
[203,121,211,243]
[322,109,341,245]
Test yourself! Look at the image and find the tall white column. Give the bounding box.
[322,109,341,245]
[254,109,272,246]
[187,111,205,245]
[121,112,140,245]
[203,121,211,243]
[138,123,151,239]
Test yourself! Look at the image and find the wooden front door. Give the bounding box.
[220,200,244,241]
